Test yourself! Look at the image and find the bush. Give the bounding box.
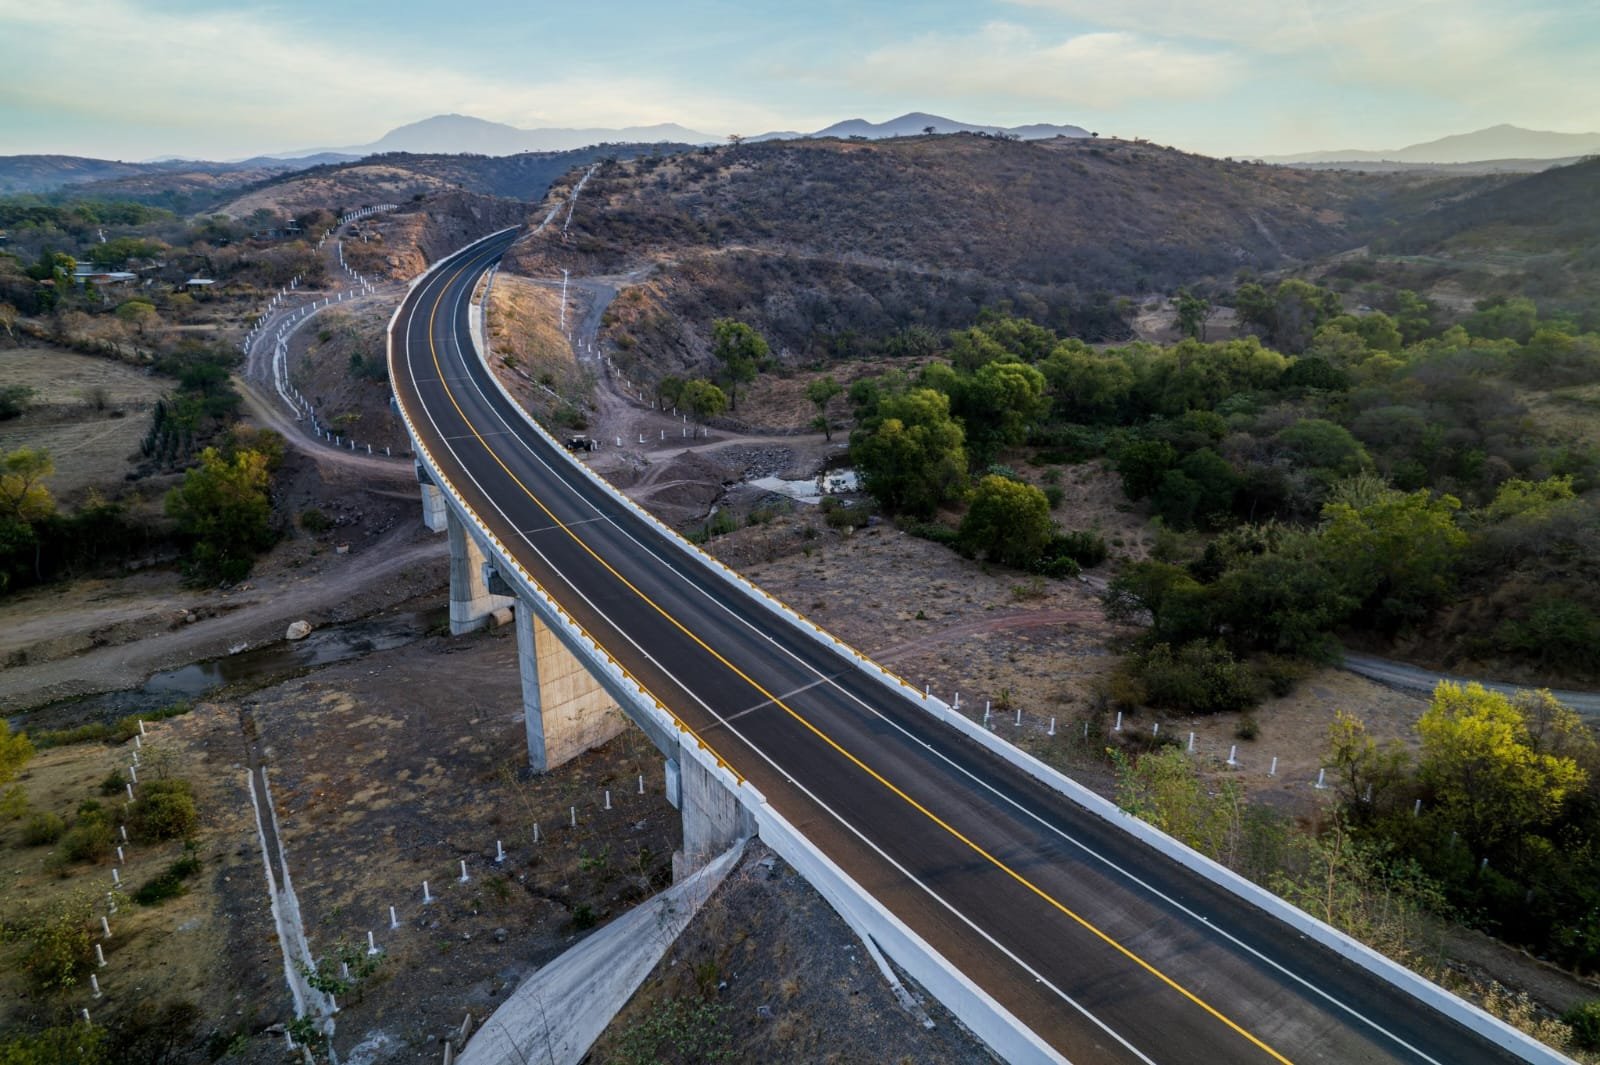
[1038,556,1081,579]
[130,779,199,841]
[19,893,95,992]
[1129,641,1262,715]
[1565,1001,1600,1052]
[133,847,202,906]
[1049,530,1109,568]
[299,507,333,533]
[22,812,65,846]
[58,814,112,863]
[98,768,126,795]
[901,519,959,546]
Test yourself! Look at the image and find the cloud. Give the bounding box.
[1003,0,1600,119]
[0,0,783,153]
[848,22,1235,109]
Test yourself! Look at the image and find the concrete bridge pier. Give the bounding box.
[513,602,627,772]
[417,464,447,533]
[666,744,755,882]
[447,511,514,635]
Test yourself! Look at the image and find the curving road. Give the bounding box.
[392,231,1533,1065]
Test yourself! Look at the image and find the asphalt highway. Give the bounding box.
[392,231,1529,1065]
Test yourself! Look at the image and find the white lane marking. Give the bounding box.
[401,245,1159,1065]
[437,259,1438,1059]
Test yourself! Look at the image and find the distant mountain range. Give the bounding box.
[1263,124,1600,165]
[280,111,1091,158]
[0,153,345,197]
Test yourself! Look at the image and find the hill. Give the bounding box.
[806,111,1088,141]
[284,113,718,157]
[1266,123,1600,165]
[211,143,684,218]
[504,134,1467,366]
[1347,155,1600,318]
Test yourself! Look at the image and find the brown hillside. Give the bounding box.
[505,135,1469,366]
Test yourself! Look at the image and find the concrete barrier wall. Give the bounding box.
[410,230,1570,1065]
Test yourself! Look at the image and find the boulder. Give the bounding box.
[285,620,312,641]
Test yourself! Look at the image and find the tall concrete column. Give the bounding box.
[448,511,513,635]
[420,482,447,533]
[670,743,754,882]
[514,602,626,771]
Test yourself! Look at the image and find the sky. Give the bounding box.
[1,0,1597,161]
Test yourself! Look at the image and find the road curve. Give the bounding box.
[393,231,1531,1065]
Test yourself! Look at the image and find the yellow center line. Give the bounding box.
[414,248,1294,1065]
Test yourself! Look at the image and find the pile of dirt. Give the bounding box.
[589,841,996,1064]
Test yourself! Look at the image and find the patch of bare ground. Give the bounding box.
[0,702,282,1060]
[589,841,996,1064]
[237,627,681,1062]
[0,343,167,506]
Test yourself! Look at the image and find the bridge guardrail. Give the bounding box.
[420,230,1569,1065]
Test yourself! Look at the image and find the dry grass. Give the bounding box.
[0,344,166,505]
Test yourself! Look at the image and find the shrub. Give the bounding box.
[299,507,333,533]
[1565,1001,1600,1052]
[1130,641,1262,715]
[98,769,126,795]
[22,811,65,846]
[19,893,95,992]
[133,847,202,906]
[1049,530,1109,568]
[59,815,112,863]
[1044,484,1065,509]
[130,779,199,841]
[1039,556,1081,580]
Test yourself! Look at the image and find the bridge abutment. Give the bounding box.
[513,602,627,772]
[447,511,514,635]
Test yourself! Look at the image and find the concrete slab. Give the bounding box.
[457,841,745,1065]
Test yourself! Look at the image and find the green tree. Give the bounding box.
[1325,711,1411,817]
[0,448,54,523]
[656,375,687,411]
[1115,746,1245,862]
[680,378,727,424]
[710,319,768,412]
[1465,297,1539,344]
[1234,279,1341,353]
[0,720,34,785]
[1394,290,1437,344]
[950,359,1049,463]
[1211,548,1353,657]
[958,475,1053,568]
[851,388,968,516]
[804,375,843,441]
[1115,439,1177,500]
[1153,448,1237,530]
[1175,289,1212,340]
[1417,682,1589,856]
[1103,560,1214,645]
[1319,489,1466,630]
[1277,418,1370,478]
[1483,475,1575,523]
[164,447,275,583]
[1039,343,1137,423]
[115,299,159,337]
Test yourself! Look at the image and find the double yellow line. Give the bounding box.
[413,249,1294,1065]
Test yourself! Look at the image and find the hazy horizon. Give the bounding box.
[2,0,1597,161]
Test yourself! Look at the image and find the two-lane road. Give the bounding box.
[392,231,1528,1065]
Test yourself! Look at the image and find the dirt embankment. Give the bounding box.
[340,192,529,282]
[288,305,410,456]
[589,841,997,1064]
